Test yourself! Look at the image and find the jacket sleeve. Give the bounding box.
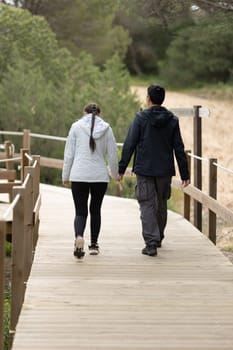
[106,127,118,180]
[62,125,76,181]
[118,114,141,174]
[173,121,190,181]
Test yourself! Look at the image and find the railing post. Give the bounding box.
[0,222,6,350]
[27,156,41,249]
[208,158,217,244]
[23,129,31,150]
[184,150,191,221]
[23,172,34,280]
[31,156,41,202]
[10,188,26,345]
[20,148,30,181]
[193,105,202,231]
[4,140,13,171]
[4,140,14,201]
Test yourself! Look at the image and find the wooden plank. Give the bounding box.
[172,179,233,225]
[0,182,21,194]
[0,169,16,181]
[40,156,63,169]
[11,184,233,350]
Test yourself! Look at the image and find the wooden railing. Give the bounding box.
[173,154,233,244]
[0,149,41,350]
[1,128,233,243]
[0,128,233,349]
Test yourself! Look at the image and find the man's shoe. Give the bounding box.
[142,246,157,256]
[74,236,85,259]
[156,240,162,248]
[89,243,99,255]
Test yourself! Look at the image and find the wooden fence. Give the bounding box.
[1,128,233,243]
[0,128,233,349]
[0,146,41,350]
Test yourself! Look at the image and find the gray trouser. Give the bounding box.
[135,175,171,247]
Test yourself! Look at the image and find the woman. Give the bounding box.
[62,103,118,258]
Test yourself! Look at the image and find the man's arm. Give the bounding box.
[118,114,141,177]
[173,121,190,181]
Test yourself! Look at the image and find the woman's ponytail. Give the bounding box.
[84,103,100,153]
[89,109,96,152]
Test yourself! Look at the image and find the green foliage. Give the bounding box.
[107,175,136,199]
[223,246,233,252]
[5,242,11,257]
[17,0,131,66]
[107,176,183,215]
[4,289,10,350]
[115,1,175,75]
[168,188,183,213]
[159,13,233,87]
[90,55,140,142]
[0,4,59,82]
[0,4,139,184]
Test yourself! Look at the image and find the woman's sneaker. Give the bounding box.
[74,236,85,259]
[89,243,99,255]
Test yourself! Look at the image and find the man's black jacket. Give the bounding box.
[119,106,190,180]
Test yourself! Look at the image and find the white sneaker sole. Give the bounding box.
[89,249,99,255]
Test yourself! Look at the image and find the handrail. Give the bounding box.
[17,173,30,189]
[1,130,233,231]
[1,171,32,220]
[0,131,23,136]
[0,130,124,147]
[213,162,233,174]
[172,179,233,225]
[187,153,233,173]
[187,152,209,162]
[0,157,21,163]
[2,194,20,220]
[3,129,233,173]
[25,153,33,163]
[30,132,67,142]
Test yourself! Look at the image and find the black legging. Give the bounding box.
[71,182,107,244]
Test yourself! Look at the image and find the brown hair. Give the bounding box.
[84,103,100,152]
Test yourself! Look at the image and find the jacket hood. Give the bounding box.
[78,114,109,139]
[145,106,174,128]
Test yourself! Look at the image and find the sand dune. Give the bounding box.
[132,86,233,209]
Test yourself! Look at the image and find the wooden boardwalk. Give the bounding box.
[11,184,233,350]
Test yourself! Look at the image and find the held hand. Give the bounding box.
[182,179,190,188]
[117,174,124,182]
[63,181,70,187]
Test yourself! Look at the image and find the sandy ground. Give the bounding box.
[132,86,233,210]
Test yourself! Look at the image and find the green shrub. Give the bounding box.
[168,188,183,214]
[159,13,233,87]
[5,242,11,257]
[107,176,183,215]
[107,175,136,199]
[4,290,10,350]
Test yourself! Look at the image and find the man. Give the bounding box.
[118,84,190,257]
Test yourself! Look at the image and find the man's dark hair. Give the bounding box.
[147,84,165,105]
